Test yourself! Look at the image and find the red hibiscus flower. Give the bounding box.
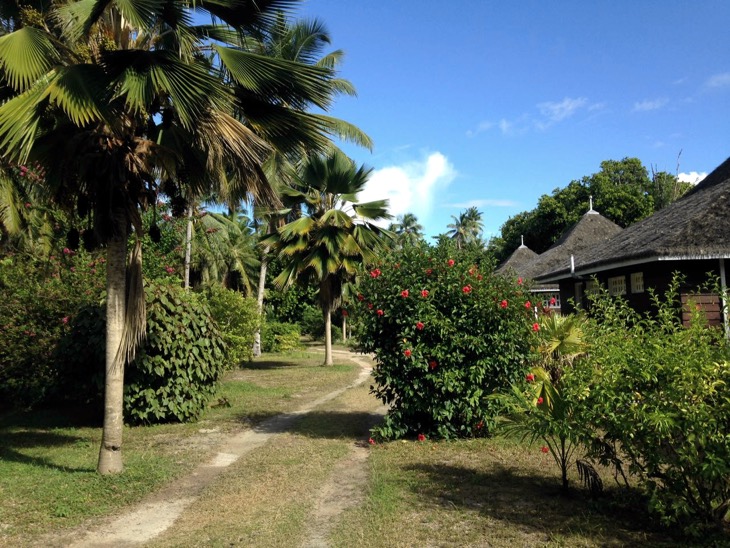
[342,310,349,317]
[404,349,412,357]
[525,301,531,309]
[61,316,69,324]
[367,303,374,310]
[532,322,540,332]
[417,433,426,442]
[370,268,381,278]
[549,297,557,306]
[368,437,376,445]
[541,446,549,453]
[429,360,437,370]
[421,289,429,297]
[462,285,472,294]
[401,289,409,298]
[517,277,523,285]
[537,397,544,405]
[357,293,365,301]
[165,266,175,274]
[476,421,484,430]
[416,321,425,330]
[500,299,508,309]
[376,309,384,316]
[447,259,455,267]
[477,274,483,281]
[526,373,535,382]
[426,268,433,276]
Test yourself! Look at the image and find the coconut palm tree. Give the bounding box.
[0,0,343,474]
[446,207,484,249]
[262,151,391,365]
[389,212,424,249]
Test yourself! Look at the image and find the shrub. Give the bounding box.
[123,282,227,424]
[567,280,730,530]
[203,284,260,366]
[261,321,302,353]
[356,243,536,440]
[299,305,324,337]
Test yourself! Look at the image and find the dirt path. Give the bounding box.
[43,350,382,548]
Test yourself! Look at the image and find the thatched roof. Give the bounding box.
[525,210,623,288]
[538,156,730,281]
[495,244,538,277]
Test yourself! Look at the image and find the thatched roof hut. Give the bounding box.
[495,238,538,278]
[538,156,730,281]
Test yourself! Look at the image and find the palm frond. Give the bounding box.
[0,27,59,92]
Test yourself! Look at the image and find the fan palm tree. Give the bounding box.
[0,0,343,474]
[262,151,391,365]
[446,207,484,249]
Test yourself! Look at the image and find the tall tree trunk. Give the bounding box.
[97,226,127,475]
[184,205,193,289]
[323,304,333,366]
[252,247,269,358]
[342,315,347,342]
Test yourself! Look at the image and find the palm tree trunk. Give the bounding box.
[323,304,333,366]
[342,315,347,342]
[97,225,127,475]
[252,247,269,358]
[184,205,193,289]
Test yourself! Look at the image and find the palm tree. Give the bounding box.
[263,151,391,365]
[388,212,424,249]
[446,207,484,249]
[0,0,341,474]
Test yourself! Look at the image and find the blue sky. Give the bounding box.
[297,1,730,239]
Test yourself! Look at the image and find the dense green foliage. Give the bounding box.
[490,158,690,261]
[124,283,227,424]
[204,284,260,365]
[565,283,730,530]
[261,321,302,353]
[357,243,536,440]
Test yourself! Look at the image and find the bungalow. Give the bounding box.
[536,156,730,335]
[496,205,623,309]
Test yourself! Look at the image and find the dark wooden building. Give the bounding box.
[536,156,730,334]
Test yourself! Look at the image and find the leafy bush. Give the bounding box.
[299,305,324,337]
[261,321,302,353]
[203,284,260,365]
[357,243,536,440]
[123,282,227,424]
[567,280,730,530]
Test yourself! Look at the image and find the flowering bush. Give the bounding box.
[356,243,536,440]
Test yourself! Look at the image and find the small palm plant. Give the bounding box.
[497,314,601,493]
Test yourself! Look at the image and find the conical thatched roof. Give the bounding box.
[538,156,730,281]
[495,244,538,277]
[525,210,623,287]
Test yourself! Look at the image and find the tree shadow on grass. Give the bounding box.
[0,430,95,472]
[249,410,384,441]
[402,461,688,547]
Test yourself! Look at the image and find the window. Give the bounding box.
[631,272,644,293]
[544,292,561,308]
[608,276,626,296]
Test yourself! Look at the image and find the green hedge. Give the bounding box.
[261,321,302,353]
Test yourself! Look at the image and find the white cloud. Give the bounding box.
[537,97,588,123]
[359,152,457,226]
[678,171,707,185]
[633,97,669,112]
[466,120,494,138]
[446,198,518,208]
[704,72,730,89]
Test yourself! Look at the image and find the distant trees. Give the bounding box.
[490,158,689,262]
[389,213,425,249]
[446,206,484,249]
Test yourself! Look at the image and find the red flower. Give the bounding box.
[61,316,69,324]
[549,297,557,306]
[417,433,426,442]
[62,247,74,255]
[370,268,381,278]
[394,263,400,269]
[24,202,31,208]
[429,360,437,370]
[525,301,531,309]
[532,322,540,332]
[376,309,384,316]
[404,349,412,357]
[447,259,455,267]
[357,293,365,301]
[367,303,374,310]
[342,310,349,317]
[526,373,535,382]
[368,437,376,445]
[416,321,425,330]
[477,274,483,281]
[541,446,549,453]
[517,277,523,285]
[421,289,429,297]
[500,299,508,309]
[462,285,472,294]
[476,420,484,430]
[537,397,544,405]
[401,289,409,298]
[425,268,433,276]
[165,266,175,274]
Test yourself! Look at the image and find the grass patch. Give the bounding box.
[0,350,361,546]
